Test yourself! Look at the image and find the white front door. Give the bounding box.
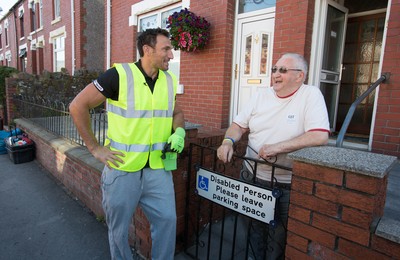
[231,11,275,121]
[309,0,348,132]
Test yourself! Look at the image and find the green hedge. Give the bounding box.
[0,66,19,107]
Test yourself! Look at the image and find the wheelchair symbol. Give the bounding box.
[198,175,209,191]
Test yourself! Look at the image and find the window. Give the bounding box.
[238,0,276,14]
[19,48,27,72]
[53,35,65,72]
[5,27,8,46]
[138,4,182,81]
[39,0,43,28]
[31,48,37,74]
[53,0,60,19]
[5,51,11,66]
[30,1,37,32]
[19,10,24,38]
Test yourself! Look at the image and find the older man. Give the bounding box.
[217,53,330,259]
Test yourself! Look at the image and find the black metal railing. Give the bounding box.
[336,73,390,147]
[13,95,107,146]
[184,143,293,259]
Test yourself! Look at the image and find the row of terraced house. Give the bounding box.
[1,0,399,259]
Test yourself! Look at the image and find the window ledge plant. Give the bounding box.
[167,8,211,52]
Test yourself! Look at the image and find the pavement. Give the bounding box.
[0,151,193,260]
[0,153,111,260]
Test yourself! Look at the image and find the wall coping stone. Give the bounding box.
[15,118,104,173]
[288,146,398,178]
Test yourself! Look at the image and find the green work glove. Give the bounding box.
[167,127,186,153]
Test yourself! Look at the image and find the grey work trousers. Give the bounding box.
[101,167,177,260]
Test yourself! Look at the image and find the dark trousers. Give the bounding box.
[240,167,290,260]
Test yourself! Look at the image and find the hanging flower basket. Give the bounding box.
[167,8,211,52]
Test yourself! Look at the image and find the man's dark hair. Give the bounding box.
[137,28,170,57]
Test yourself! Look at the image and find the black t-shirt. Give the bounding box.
[94,60,158,100]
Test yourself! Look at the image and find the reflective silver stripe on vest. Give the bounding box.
[107,63,174,118]
[109,139,167,152]
[164,70,174,117]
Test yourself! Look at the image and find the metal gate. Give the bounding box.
[183,143,292,260]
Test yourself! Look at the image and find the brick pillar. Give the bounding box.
[286,146,397,259]
[5,77,18,126]
[0,106,4,130]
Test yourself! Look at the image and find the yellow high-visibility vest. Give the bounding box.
[105,63,177,171]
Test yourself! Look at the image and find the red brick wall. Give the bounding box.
[30,0,75,73]
[73,0,86,70]
[5,78,17,126]
[1,5,21,69]
[273,0,314,73]
[0,0,91,75]
[177,0,235,131]
[15,0,75,73]
[372,0,400,158]
[108,0,137,64]
[286,161,399,259]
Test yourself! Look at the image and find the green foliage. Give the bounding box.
[14,68,101,103]
[96,215,105,223]
[0,66,19,107]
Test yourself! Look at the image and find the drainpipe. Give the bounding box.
[106,0,111,69]
[70,0,75,75]
[12,7,19,70]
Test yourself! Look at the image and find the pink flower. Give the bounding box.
[179,32,192,49]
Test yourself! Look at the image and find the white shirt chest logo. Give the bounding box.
[287,114,296,124]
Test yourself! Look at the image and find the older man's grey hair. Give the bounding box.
[281,53,308,82]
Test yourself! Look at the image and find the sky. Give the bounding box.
[0,0,19,17]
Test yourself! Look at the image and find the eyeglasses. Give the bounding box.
[271,66,302,74]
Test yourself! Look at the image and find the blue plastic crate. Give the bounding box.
[0,131,11,155]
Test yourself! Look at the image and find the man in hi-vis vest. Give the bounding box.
[69,28,185,260]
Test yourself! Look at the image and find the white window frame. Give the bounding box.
[5,27,8,47]
[52,35,65,72]
[29,1,37,32]
[39,0,43,28]
[54,0,60,19]
[5,50,12,67]
[0,26,2,50]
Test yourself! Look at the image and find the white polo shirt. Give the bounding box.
[234,84,330,183]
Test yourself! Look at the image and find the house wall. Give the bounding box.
[0,1,21,69]
[372,1,400,158]
[177,0,236,130]
[0,0,104,74]
[107,0,137,64]
[273,0,315,67]
[82,0,105,71]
